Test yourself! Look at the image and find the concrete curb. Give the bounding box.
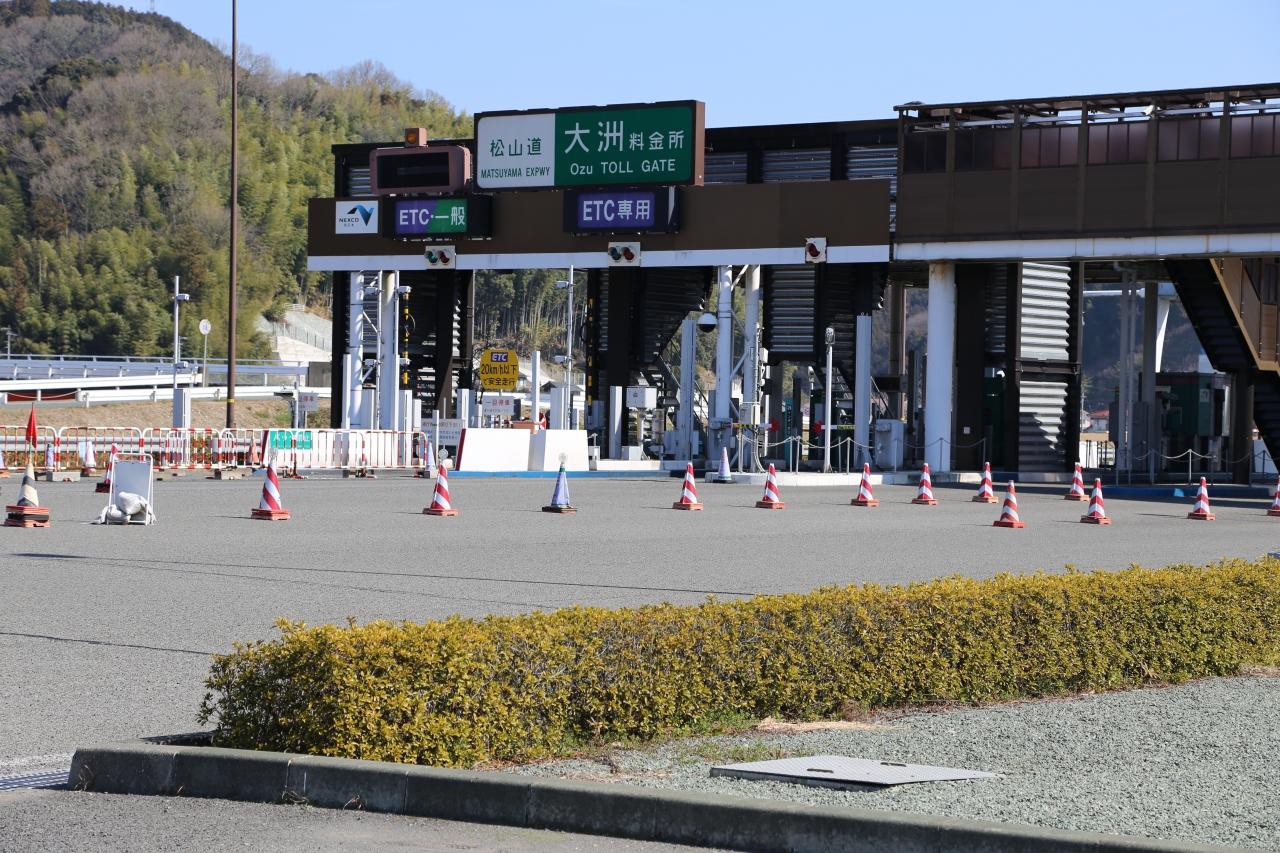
[68,741,1240,853]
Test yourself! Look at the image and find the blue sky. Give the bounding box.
[127,0,1279,127]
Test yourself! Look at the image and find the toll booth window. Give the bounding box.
[1086,122,1147,165]
[1157,117,1221,161]
[1229,114,1279,158]
[903,130,947,173]
[954,128,1012,170]
[1019,126,1077,168]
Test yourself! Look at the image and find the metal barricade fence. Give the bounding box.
[57,426,145,472]
[0,425,58,471]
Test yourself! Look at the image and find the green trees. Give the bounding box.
[0,2,469,358]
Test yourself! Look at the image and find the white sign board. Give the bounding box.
[334,200,379,234]
[476,113,556,189]
[433,418,464,445]
[481,396,517,418]
[297,391,320,413]
[625,386,658,409]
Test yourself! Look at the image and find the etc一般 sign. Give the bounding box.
[382,196,493,240]
[479,348,520,391]
[475,101,704,190]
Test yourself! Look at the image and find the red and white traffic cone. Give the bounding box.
[250,462,291,520]
[851,463,879,507]
[973,461,996,503]
[1187,477,1215,521]
[672,462,703,510]
[912,462,937,505]
[1081,478,1110,525]
[993,481,1025,528]
[1064,463,1087,501]
[1268,476,1280,517]
[424,464,458,516]
[755,463,785,510]
[95,443,119,494]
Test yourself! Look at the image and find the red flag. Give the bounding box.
[24,403,36,451]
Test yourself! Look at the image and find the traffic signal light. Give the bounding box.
[424,245,455,269]
[607,242,640,266]
[804,237,827,264]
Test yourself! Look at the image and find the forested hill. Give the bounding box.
[0,0,469,357]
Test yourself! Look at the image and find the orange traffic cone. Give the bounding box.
[912,462,937,505]
[250,462,290,520]
[1268,476,1280,517]
[851,463,878,507]
[1064,464,1087,501]
[1080,479,1110,524]
[1187,477,1215,521]
[993,481,1025,528]
[973,462,996,503]
[755,464,785,509]
[424,464,458,516]
[5,460,50,528]
[672,462,703,510]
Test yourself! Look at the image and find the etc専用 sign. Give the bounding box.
[383,195,493,240]
[475,101,704,190]
[478,348,520,391]
[564,187,679,233]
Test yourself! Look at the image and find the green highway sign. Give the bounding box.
[475,101,704,190]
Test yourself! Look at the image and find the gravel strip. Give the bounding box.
[502,676,1280,850]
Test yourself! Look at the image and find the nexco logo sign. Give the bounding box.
[335,200,379,235]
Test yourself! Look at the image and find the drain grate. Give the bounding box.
[0,769,70,792]
[710,755,996,789]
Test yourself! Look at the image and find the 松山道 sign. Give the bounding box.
[475,100,704,190]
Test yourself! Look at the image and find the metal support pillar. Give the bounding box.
[925,261,956,472]
[1141,280,1160,482]
[713,265,734,461]
[1232,371,1254,484]
[853,313,872,468]
[608,385,623,460]
[377,270,400,431]
[676,317,696,461]
[345,274,368,429]
[742,266,762,427]
[1117,273,1135,475]
[1063,262,1084,473]
[954,265,987,471]
[531,350,541,425]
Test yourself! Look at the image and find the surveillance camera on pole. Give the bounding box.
[697,311,717,333]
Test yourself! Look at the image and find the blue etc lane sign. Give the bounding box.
[563,187,679,234]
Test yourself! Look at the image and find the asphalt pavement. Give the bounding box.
[3,473,1279,778]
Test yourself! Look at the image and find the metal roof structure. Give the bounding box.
[895,82,1280,120]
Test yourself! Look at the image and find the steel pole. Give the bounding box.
[225,0,238,428]
[564,265,574,429]
[172,275,180,394]
[823,342,833,472]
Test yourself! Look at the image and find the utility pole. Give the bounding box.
[556,268,575,428]
[225,0,238,428]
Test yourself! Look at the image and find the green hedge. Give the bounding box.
[199,559,1280,767]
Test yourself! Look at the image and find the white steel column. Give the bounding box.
[531,351,541,426]
[677,317,696,461]
[925,261,956,472]
[1117,275,1134,474]
[344,275,366,429]
[742,266,761,424]
[854,312,873,468]
[377,270,399,431]
[713,265,734,461]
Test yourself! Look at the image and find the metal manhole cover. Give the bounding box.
[710,755,996,789]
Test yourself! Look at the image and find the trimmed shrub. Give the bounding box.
[199,559,1280,767]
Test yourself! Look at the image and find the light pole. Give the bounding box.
[823,325,834,473]
[1,327,13,358]
[172,275,189,393]
[226,0,238,429]
[556,268,574,429]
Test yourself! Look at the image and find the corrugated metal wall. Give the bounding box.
[1020,263,1071,361]
[1019,379,1069,471]
[704,152,748,184]
[764,266,816,356]
[846,145,897,229]
[1017,262,1072,469]
[346,166,371,196]
[762,149,831,182]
